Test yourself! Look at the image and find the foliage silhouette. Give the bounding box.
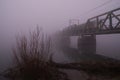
[3,27,69,80]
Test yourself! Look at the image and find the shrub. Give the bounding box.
[3,27,68,80]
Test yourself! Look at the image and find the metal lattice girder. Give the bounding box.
[63,7,120,36]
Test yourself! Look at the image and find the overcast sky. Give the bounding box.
[0,0,120,68]
[0,0,120,51]
[0,0,120,33]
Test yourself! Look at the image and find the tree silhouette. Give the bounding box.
[3,27,69,80]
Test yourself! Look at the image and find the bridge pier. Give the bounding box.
[78,34,96,54]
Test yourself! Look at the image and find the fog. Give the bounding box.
[70,34,120,60]
[97,34,120,60]
[0,0,120,79]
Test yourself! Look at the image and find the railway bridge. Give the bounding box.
[61,7,120,54]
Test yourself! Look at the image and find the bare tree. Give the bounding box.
[3,27,68,80]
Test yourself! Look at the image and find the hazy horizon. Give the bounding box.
[0,0,120,75]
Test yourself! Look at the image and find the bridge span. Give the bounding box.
[60,7,120,54]
[62,7,120,36]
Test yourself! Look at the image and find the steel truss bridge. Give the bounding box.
[62,8,120,36]
[59,7,120,54]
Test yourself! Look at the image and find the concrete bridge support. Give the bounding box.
[78,34,96,54]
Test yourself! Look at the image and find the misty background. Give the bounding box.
[0,0,120,74]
